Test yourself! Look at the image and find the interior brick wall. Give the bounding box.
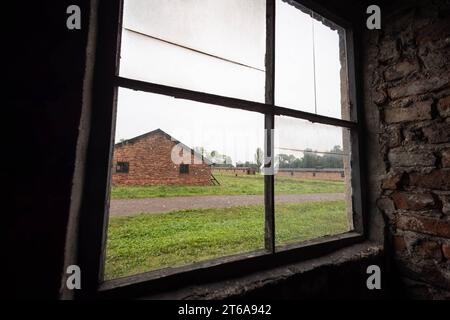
[112,131,211,186]
[367,0,450,298]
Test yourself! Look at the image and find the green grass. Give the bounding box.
[105,200,348,279]
[111,173,344,199]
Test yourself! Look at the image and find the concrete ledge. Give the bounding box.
[144,241,385,300]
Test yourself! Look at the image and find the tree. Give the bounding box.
[302,148,320,168]
[321,145,343,168]
[275,145,344,169]
[255,147,264,170]
[278,154,297,168]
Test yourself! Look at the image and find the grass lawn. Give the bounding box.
[105,200,348,279]
[111,173,344,199]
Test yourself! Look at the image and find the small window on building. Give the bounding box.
[180,164,189,174]
[116,162,129,173]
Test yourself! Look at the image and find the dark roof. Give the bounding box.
[115,128,211,164]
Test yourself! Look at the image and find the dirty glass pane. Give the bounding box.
[313,18,348,119]
[274,116,353,247]
[120,0,266,102]
[275,0,350,120]
[104,88,265,279]
[275,0,315,112]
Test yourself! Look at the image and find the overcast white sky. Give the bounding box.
[115,0,347,165]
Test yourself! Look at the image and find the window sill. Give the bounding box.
[96,232,378,299]
[144,241,383,300]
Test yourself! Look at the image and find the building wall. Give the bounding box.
[213,168,344,181]
[212,167,256,175]
[8,0,96,299]
[276,169,345,181]
[365,0,450,298]
[112,132,211,186]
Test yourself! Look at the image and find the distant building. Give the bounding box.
[276,168,345,181]
[212,167,257,175]
[212,167,344,181]
[112,129,212,186]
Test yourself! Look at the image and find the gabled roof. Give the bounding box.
[115,128,211,164]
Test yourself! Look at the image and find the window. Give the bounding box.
[115,161,129,173]
[179,164,189,174]
[80,0,364,296]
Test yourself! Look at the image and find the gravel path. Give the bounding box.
[109,193,345,216]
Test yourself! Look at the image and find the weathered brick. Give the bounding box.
[392,192,435,210]
[416,19,450,45]
[390,97,413,108]
[372,88,387,105]
[377,197,396,215]
[422,122,450,144]
[414,240,443,260]
[388,150,435,167]
[397,214,450,237]
[409,169,450,190]
[438,96,450,118]
[387,77,449,99]
[393,235,407,252]
[442,149,450,168]
[403,126,424,144]
[384,100,432,123]
[384,61,418,81]
[427,51,450,73]
[386,127,402,147]
[382,173,403,190]
[373,11,450,297]
[443,243,450,260]
[378,39,399,62]
[112,130,211,186]
[441,195,450,215]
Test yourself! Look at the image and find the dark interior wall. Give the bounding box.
[143,243,388,300]
[7,0,382,300]
[239,246,386,299]
[363,0,450,299]
[9,1,92,299]
[10,0,447,300]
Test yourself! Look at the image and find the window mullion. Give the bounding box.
[114,76,357,129]
[264,0,276,253]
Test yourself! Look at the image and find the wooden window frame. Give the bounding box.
[76,0,367,299]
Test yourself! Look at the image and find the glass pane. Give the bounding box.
[120,0,266,102]
[105,88,265,279]
[275,0,315,112]
[275,0,350,120]
[274,116,353,247]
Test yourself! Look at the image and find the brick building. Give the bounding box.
[112,129,212,186]
[276,168,345,181]
[212,167,257,175]
[212,167,344,181]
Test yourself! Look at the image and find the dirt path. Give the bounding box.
[109,193,345,216]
